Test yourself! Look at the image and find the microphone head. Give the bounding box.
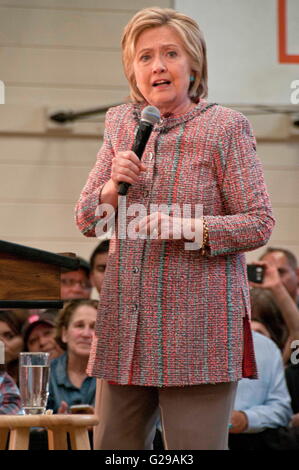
[141,106,161,125]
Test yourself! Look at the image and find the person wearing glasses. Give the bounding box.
[60,257,92,300]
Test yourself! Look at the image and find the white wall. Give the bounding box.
[0,0,173,262]
[175,0,299,262]
[0,0,298,264]
[175,0,299,104]
[246,141,299,263]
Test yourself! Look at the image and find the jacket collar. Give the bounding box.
[132,100,217,133]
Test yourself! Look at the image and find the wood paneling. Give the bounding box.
[246,244,299,264]
[0,0,297,265]
[0,104,106,136]
[0,164,93,203]
[1,163,298,207]
[6,239,101,265]
[0,254,60,300]
[258,142,299,167]
[0,7,132,49]
[0,136,100,165]
[0,203,79,238]
[0,1,172,10]
[270,207,299,244]
[264,169,299,205]
[0,202,297,243]
[5,85,128,107]
[1,47,124,87]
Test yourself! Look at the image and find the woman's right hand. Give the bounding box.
[57,400,69,414]
[111,151,147,191]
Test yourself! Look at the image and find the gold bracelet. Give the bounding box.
[201,217,209,255]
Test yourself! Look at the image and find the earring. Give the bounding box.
[190,76,195,82]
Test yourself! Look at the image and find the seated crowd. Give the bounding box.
[0,241,109,416]
[1,242,299,450]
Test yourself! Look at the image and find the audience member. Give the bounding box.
[0,370,22,415]
[250,319,271,339]
[89,240,109,296]
[250,288,288,351]
[285,358,299,416]
[260,247,299,305]
[0,311,24,384]
[22,311,63,360]
[285,338,299,430]
[229,331,294,450]
[250,247,299,363]
[60,257,92,300]
[47,300,97,414]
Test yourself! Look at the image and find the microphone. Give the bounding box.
[118,105,161,196]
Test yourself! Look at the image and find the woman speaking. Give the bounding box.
[75,7,275,449]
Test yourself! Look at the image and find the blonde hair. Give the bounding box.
[122,7,208,103]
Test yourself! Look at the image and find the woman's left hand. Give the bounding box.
[135,212,203,245]
[57,400,69,414]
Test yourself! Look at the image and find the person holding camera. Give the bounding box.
[249,247,299,364]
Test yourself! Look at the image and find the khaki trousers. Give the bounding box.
[93,379,237,450]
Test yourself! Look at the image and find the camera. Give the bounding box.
[247,264,264,283]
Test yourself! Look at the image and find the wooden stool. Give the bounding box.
[0,414,99,450]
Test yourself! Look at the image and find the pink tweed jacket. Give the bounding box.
[75,100,275,387]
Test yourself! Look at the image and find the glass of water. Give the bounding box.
[19,352,50,415]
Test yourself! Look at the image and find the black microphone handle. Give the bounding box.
[118,181,131,196]
[118,121,153,196]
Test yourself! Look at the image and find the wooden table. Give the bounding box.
[0,414,99,450]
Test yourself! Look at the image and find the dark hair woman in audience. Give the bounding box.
[249,251,299,365]
[250,288,290,358]
[47,299,98,414]
[0,310,24,385]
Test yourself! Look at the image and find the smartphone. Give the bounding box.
[247,264,264,284]
[70,404,94,414]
